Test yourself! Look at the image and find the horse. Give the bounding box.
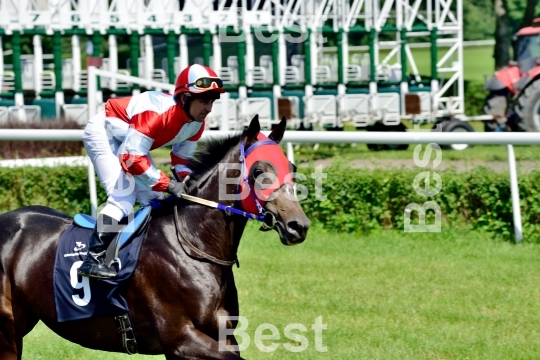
[0,115,310,359]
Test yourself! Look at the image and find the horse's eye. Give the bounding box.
[253,169,274,189]
[250,162,276,190]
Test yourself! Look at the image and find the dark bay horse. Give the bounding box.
[0,116,310,359]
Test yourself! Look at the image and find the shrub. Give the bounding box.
[1,165,539,243]
[300,165,540,242]
[464,80,487,116]
[0,165,107,216]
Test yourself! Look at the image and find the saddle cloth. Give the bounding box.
[53,208,150,322]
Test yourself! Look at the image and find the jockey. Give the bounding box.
[78,64,225,279]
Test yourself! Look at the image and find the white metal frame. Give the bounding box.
[1,0,464,124]
[62,104,89,125]
[0,107,8,124]
[341,94,370,126]
[7,105,41,122]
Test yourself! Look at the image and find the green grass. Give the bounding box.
[462,46,495,83]
[407,45,494,83]
[22,324,156,360]
[23,225,540,359]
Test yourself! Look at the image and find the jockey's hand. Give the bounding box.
[167,179,186,198]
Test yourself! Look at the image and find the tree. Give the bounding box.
[463,0,495,41]
[493,0,511,70]
[522,0,536,27]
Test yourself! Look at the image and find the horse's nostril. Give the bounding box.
[287,221,304,237]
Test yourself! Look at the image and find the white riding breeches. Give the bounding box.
[83,109,163,221]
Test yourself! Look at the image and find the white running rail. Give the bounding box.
[2,129,540,243]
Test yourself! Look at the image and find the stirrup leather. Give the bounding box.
[115,313,138,354]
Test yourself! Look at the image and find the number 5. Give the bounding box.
[70,261,91,306]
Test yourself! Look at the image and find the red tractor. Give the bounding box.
[483,18,540,132]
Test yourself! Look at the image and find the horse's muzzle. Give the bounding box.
[280,215,311,245]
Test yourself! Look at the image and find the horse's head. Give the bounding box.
[238,116,311,245]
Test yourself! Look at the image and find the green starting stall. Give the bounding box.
[0,0,465,132]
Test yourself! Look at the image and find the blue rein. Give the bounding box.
[216,203,265,222]
[150,195,266,223]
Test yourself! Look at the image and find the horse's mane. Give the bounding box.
[151,132,244,217]
[187,132,244,181]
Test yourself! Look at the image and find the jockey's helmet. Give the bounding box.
[174,64,225,101]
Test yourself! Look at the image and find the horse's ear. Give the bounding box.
[245,114,260,142]
[269,116,287,144]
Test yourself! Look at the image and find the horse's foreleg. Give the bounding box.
[163,325,243,360]
[0,278,22,360]
[223,274,240,355]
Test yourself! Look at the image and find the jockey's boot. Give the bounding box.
[77,214,118,279]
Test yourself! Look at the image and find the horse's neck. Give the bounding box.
[178,149,247,262]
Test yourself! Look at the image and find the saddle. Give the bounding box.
[73,206,151,271]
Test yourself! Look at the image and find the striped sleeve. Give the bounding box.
[171,121,206,178]
[171,141,197,178]
[118,127,170,192]
[188,120,205,141]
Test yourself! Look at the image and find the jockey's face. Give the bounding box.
[189,98,215,122]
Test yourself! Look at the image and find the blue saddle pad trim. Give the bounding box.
[73,206,151,248]
[73,213,95,229]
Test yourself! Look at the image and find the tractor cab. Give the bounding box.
[483,18,540,132]
[513,19,540,73]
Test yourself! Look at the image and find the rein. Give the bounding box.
[180,193,274,225]
[173,201,239,267]
[170,191,274,268]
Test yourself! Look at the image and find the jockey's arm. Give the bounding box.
[170,140,197,179]
[117,127,170,192]
[170,121,205,179]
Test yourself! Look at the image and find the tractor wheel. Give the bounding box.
[366,121,409,151]
[482,89,509,132]
[441,120,474,151]
[513,78,540,132]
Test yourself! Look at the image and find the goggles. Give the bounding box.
[186,77,223,90]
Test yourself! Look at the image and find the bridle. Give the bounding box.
[164,135,291,267]
[237,137,281,229]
